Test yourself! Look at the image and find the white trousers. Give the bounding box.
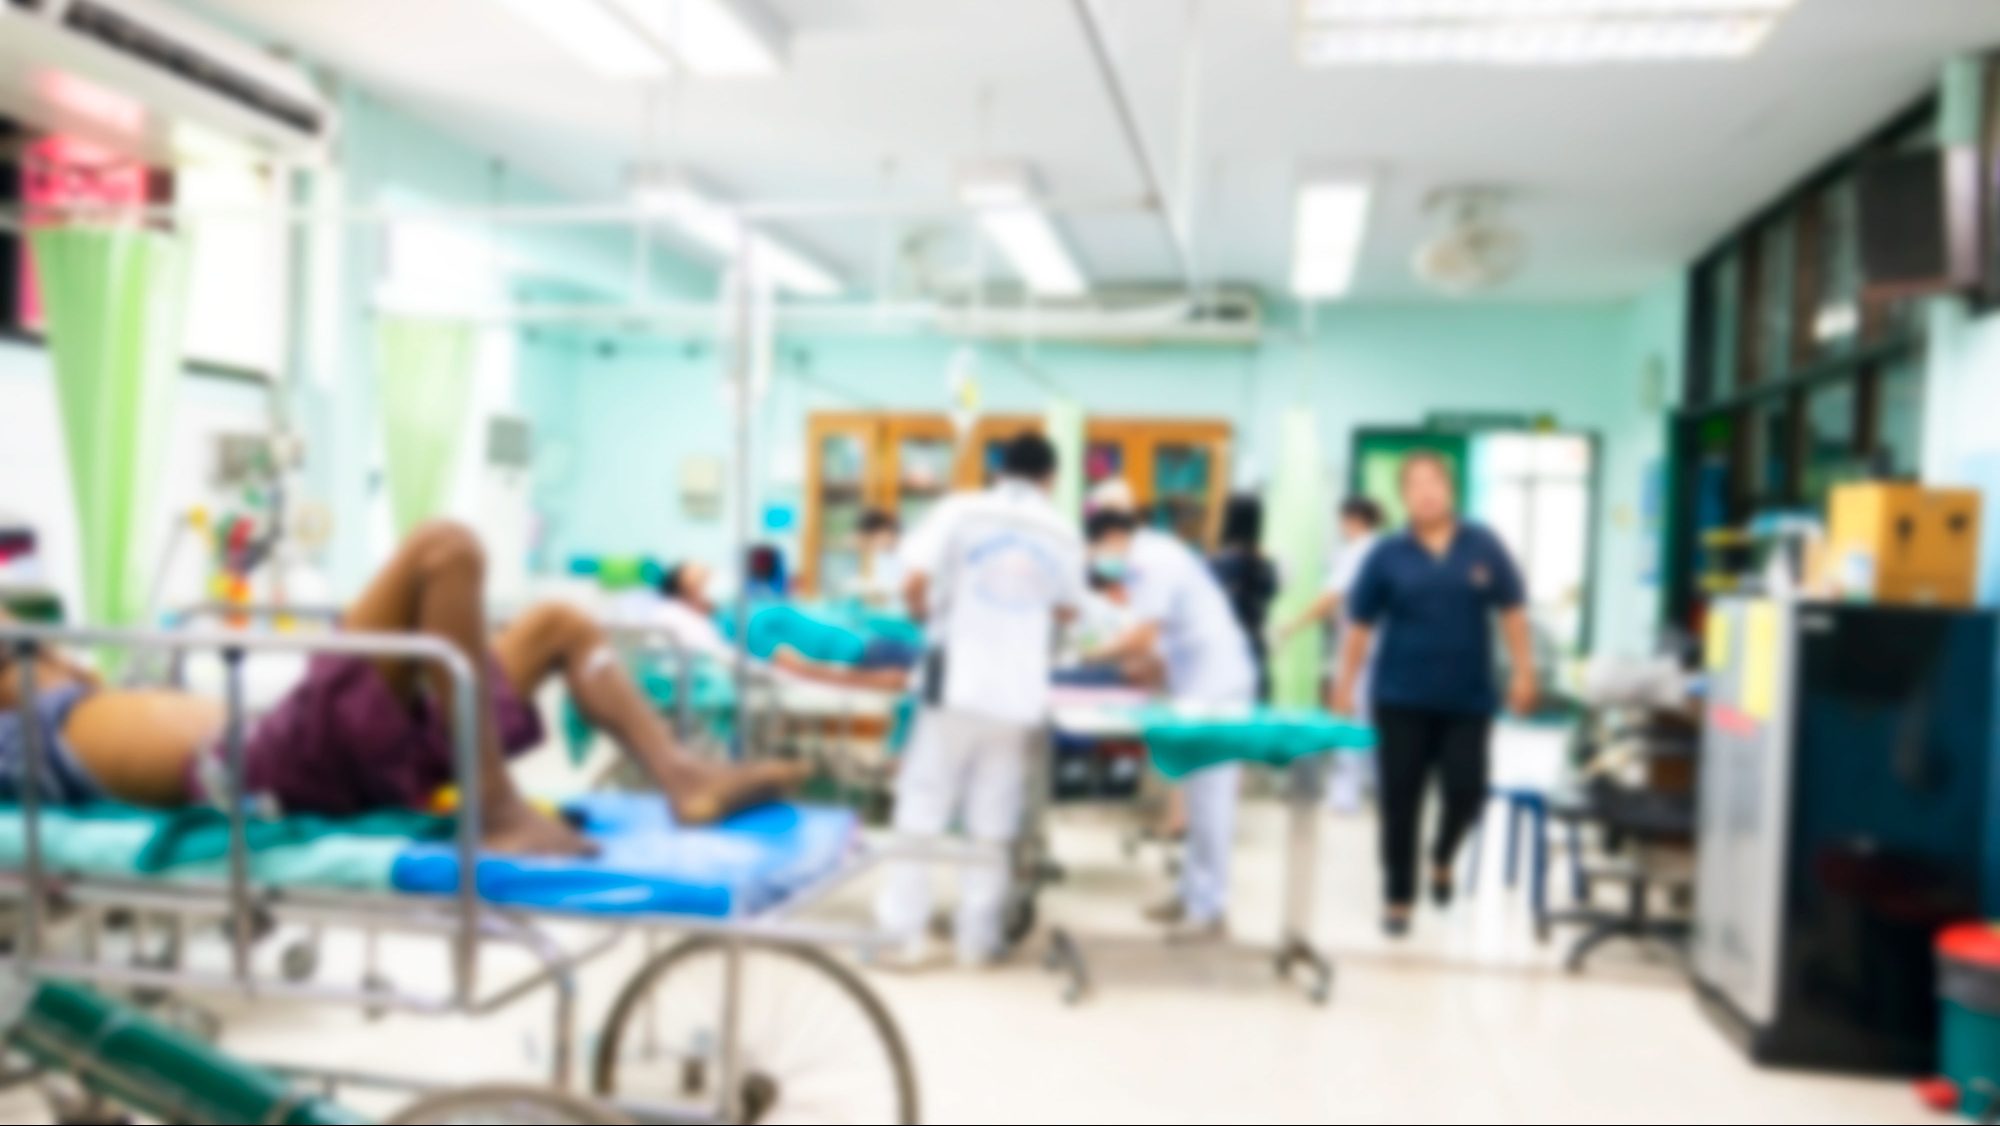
[1178,685,1255,925]
[1181,762,1241,924]
[875,706,1031,963]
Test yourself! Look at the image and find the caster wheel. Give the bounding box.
[281,939,320,983]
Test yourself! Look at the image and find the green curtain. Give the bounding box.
[1045,396,1086,523]
[31,226,190,629]
[1266,407,1331,709]
[375,317,477,536]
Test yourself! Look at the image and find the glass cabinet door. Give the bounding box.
[890,432,956,530]
[1150,442,1216,544]
[812,427,872,596]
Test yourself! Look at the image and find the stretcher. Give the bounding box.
[0,621,977,1125]
[1024,686,1375,1007]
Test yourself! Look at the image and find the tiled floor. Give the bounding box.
[0,794,1934,1125]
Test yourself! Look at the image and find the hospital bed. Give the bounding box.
[0,620,976,1125]
[1021,685,1374,1008]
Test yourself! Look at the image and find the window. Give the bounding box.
[1756,219,1794,386]
[1873,357,1926,478]
[1668,95,1939,632]
[179,164,291,375]
[1473,432,1596,656]
[1814,178,1863,359]
[1801,379,1862,506]
[1704,254,1741,400]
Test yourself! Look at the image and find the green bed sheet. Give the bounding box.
[0,804,447,890]
[1138,707,1376,780]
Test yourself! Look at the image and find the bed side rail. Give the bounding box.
[0,623,485,1008]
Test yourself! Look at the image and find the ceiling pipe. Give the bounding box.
[1070,0,1198,294]
[0,194,1157,229]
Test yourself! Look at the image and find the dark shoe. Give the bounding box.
[1383,915,1412,940]
[1431,876,1455,908]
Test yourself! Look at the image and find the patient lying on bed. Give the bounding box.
[619,560,914,693]
[0,522,808,857]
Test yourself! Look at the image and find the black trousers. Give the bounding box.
[1375,704,1493,907]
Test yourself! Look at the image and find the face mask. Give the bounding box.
[1090,554,1129,583]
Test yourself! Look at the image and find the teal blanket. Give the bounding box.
[0,804,449,890]
[1138,708,1376,780]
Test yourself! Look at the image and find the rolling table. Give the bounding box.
[1023,687,1374,1007]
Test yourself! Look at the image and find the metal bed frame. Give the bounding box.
[0,620,983,1124]
[1022,708,1338,1009]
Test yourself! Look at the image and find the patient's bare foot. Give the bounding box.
[483,803,597,858]
[673,760,814,825]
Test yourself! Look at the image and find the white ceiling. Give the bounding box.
[184,0,2000,301]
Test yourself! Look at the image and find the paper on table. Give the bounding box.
[1743,602,1780,721]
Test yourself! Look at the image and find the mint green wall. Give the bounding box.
[1598,276,1687,654]
[302,65,1686,657]
[529,296,1681,655]
[311,88,717,591]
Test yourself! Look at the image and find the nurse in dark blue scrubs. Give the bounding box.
[1332,452,1538,938]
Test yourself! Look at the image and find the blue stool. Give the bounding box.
[1465,786,1586,941]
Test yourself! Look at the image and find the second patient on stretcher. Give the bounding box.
[0,522,811,858]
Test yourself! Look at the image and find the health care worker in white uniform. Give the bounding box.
[1083,508,1258,940]
[876,433,1084,967]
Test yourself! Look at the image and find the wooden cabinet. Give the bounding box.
[1085,419,1232,545]
[803,412,1232,593]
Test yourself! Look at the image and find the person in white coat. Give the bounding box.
[875,433,1085,969]
[1082,509,1258,941]
[1274,496,1387,812]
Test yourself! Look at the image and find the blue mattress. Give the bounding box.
[390,794,861,918]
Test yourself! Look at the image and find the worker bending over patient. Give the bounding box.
[1333,454,1537,937]
[1084,509,1258,941]
[877,433,1084,969]
[0,522,807,857]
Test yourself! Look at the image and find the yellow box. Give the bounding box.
[1826,483,1983,607]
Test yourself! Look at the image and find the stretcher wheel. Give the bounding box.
[385,1083,635,1124]
[280,937,320,983]
[593,937,919,1125]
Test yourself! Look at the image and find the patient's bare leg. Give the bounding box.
[495,604,809,824]
[768,646,910,692]
[344,522,590,856]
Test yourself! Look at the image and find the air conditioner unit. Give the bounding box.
[0,0,334,165]
[935,287,1264,347]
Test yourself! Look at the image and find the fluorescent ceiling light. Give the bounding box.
[1291,180,1373,300]
[634,176,842,297]
[960,164,1090,300]
[1299,0,1796,65]
[606,0,789,76]
[493,0,668,78]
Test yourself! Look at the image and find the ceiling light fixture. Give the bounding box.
[1291,179,1374,300]
[492,0,669,78]
[1298,0,1798,66]
[633,173,842,297]
[605,0,789,76]
[959,163,1090,300]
